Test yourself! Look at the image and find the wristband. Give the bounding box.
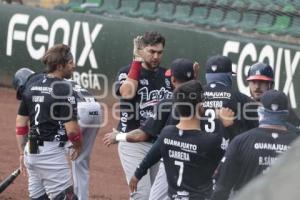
[116,133,127,142]
[128,61,142,80]
[16,126,29,136]
[68,132,81,143]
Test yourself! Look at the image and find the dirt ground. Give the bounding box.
[0,87,129,200]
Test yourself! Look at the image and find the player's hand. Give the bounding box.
[129,175,139,193]
[70,141,82,160]
[193,62,200,80]
[103,128,119,147]
[133,36,145,62]
[19,154,27,177]
[217,107,235,127]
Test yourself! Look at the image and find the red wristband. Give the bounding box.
[128,61,142,80]
[68,132,81,143]
[16,126,29,136]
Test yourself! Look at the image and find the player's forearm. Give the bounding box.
[119,79,138,99]
[16,135,27,154]
[134,140,162,180]
[126,129,150,143]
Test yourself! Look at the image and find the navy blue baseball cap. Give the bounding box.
[165,58,194,81]
[205,55,234,74]
[261,90,288,111]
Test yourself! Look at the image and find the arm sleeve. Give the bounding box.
[134,137,162,180]
[18,100,29,116]
[140,99,172,137]
[211,138,241,200]
[114,66,129,97]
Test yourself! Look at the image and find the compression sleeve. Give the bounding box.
[134,138,162,180]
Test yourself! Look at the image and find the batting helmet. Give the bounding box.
[247,62,274,82]
[12,67,34,100]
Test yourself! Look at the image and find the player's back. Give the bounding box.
[202,82,258,140]
[159,125,224,200]
[22,73,76,136]
[228,127,297,191]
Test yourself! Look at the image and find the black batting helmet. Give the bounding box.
[247,62,274,82]
[12,67,34,100]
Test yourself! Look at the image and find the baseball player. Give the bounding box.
[114,31,172,199]
[211,90,298,200]
[202,55,258,141]
[129,80,228,200]
[15,44,81,199]
[104,58,199,200]
[13,69,101,200]
[246,62,300,130]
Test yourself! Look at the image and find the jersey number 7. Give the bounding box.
[174,160,184,187]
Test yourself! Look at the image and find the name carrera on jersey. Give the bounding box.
[168,150,190,161]
[164,138,197,153]
[203,100,223,108]
[254,142,290,153]
[31,86,53,94]
[204,91,231,99]
[32,96,45,103]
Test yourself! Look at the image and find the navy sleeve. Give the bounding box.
[18,100,29,116]
[140,99,172,137]
[211,138,241,200]
[114,66,130,97]
[134,137,163,180]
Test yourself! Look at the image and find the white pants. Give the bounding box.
[72,101,101,200]
[149,161,170,200]
[24,141,72,199]
[118,142,160,200]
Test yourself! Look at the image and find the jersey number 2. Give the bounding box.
[34,104,40,125]
[175,160,184,187]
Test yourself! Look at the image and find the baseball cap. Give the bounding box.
[205,55,234,74]
[165,58,194,81]
[261,90,288,111]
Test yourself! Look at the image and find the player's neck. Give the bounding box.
[47,71,64,79]
[177,117,201,131]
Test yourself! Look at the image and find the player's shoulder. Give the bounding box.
[161,125,178,136]
[118,65,131,74]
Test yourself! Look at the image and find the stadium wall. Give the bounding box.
[0,4,299,112]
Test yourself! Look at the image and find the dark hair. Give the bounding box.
[172,80,204,117]
[42,44,73,73]
[142,31,165,47]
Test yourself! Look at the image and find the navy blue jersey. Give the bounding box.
[115,65,172,133]
[135,125,224,200]
[202,82,258,141]
[211,127,298,200]
[140,98,175,140]
[18,73,77,139]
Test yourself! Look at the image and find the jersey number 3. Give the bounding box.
[204,108,216,133]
